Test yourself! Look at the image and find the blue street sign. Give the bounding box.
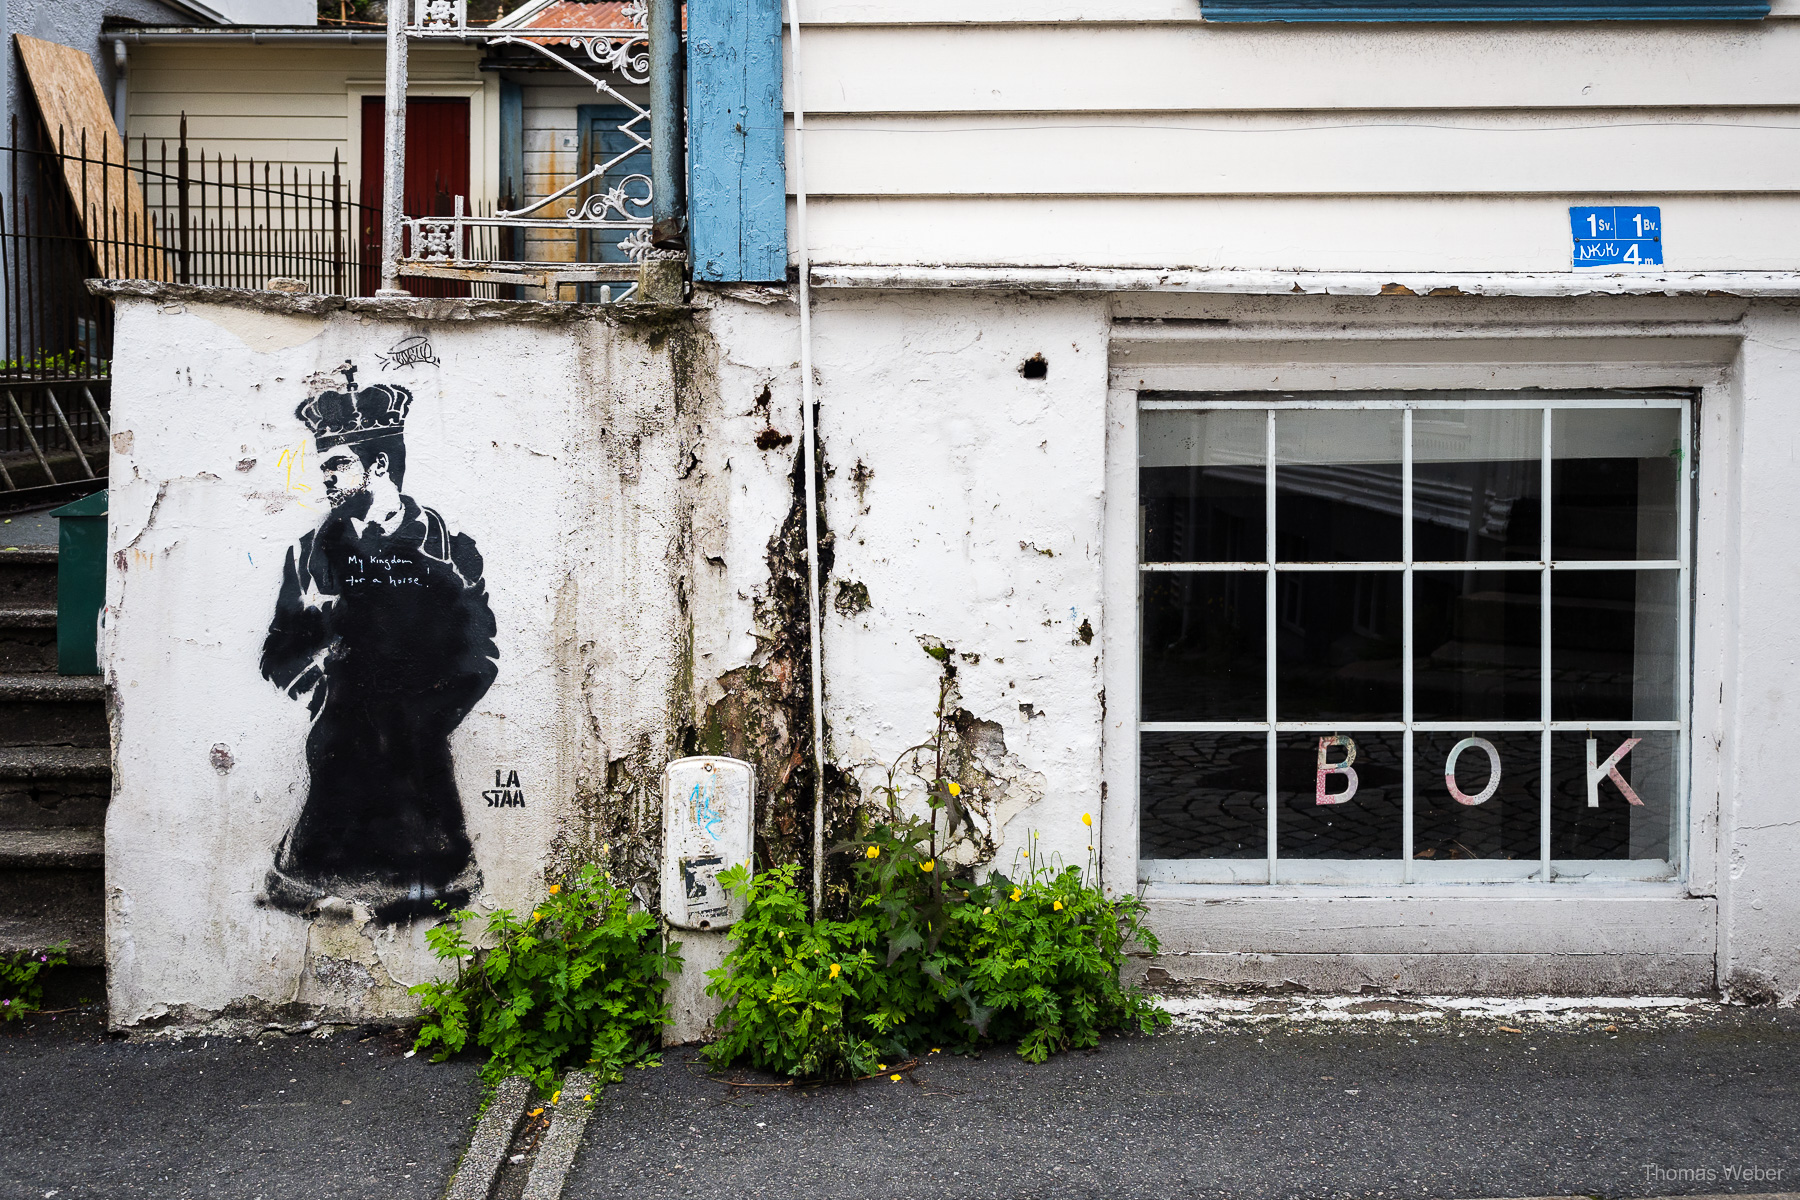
[1571,206,1663,270]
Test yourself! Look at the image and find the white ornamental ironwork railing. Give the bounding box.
[394,0,678,298]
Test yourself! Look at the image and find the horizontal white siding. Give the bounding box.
[125,44,493,205]
[793,113,1800,195]
[794,23,1800,112]
[785,15,1800,271]
[794,0,1800,20]
[798,194,1800,272]
[522,84,584,262]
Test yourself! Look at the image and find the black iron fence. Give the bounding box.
[1,116,392,507]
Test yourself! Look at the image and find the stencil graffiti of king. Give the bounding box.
[259,363,498,923]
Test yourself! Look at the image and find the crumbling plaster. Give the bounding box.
[101,283,1117,1029]
[704,288,1115,880]
[102,293,698,1028]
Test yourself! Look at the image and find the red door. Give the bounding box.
[359,96,471,297]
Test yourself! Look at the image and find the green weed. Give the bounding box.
[1,944,68,1022]
[411,864,680,1093]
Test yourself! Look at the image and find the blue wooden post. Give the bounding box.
[499,80,523,210]
[687,0,787,282]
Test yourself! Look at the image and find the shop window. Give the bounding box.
[1137,391,1691,883]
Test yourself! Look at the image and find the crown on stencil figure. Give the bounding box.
[295,361,413,450]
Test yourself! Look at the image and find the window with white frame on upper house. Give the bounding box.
[1135,391,1692,886]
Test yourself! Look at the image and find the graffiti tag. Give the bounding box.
[378,334,440,371]
[691,780,725,841]
[275,441,316,509]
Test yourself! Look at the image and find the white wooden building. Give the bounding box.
[767,0,1800,999]
[87,0,1800,1022]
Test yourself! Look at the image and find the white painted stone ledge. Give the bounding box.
[809,265,1800,298]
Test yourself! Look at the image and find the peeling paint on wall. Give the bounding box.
[689,444,857,907]
[103,291,713,1028]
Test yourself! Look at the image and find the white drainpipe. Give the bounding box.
[785,0,825,918]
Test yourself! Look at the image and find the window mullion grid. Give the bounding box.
[1676,397,1693,878]
[1402,406,1414,885]
[1265,408,1278,885]
[1539,405,1554,879]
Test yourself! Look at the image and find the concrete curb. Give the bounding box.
[520,1070,598,1200]
[444,1075,533,1200]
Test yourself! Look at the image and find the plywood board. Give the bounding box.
[15,34,167,281]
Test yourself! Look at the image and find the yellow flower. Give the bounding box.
[983,906,991,915]
[947,782,961,797]
[583,1094,593,1102]
[829,963,841,979]
[551,1090,561,1104]
[1010,887,1022,902]
[529,1108,544,1118]
[1082,812,1093,828]
[931,1048,940,1054]
[878,1063,887,1071]
[548,884,561,895]
[890,1074,902,1082]
[920,860,935,873]
[1053,900,1064,911]
[532,911,543,922]
[866,845,880,859]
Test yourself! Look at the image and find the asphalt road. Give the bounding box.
[4,1003,1798,1200]
[565,1011,1800,1200]
[0,1015,479,1200]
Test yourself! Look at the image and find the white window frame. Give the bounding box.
[1100,317,1732,909]
[1130,392,1691,887]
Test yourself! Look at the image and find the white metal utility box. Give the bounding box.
[660,756,754,930]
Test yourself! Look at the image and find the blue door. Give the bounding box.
[578,104,653,266]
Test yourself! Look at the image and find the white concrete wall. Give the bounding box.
[801,290,1112,876]
[1715,300,1800,1002]
[783,0,1800,273]
[100,281,1800,1022]
[99,285,1121,1027]
[103,293,688,1026]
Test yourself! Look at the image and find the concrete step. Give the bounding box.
[0,747,111,831]
[0,827,103,869]
[0,547,106,974]
[0,615,57,673]
[0,606,55,627]
[0,675,107,747]
[0,547,58,609]
[0,871,103,966]
[0,747,111,781]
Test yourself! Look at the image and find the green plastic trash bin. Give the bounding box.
[50,489,107,676]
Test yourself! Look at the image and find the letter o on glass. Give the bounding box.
[1443,736,1501,806]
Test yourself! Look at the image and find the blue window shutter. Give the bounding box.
[688,0,788,282]
[1205,0,1764,17]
